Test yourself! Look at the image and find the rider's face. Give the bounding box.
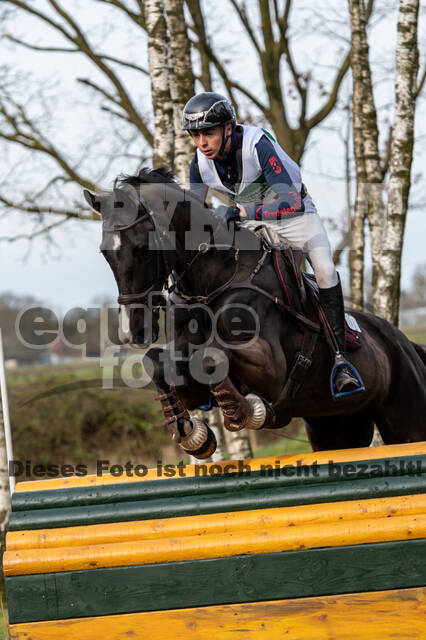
[190,124,232,159]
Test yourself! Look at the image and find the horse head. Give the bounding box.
[83,168,177,348]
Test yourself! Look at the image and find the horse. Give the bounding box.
[84,168,426,459]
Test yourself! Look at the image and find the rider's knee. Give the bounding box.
[314,262,338,289]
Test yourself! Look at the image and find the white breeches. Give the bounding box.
[243,212,338,290]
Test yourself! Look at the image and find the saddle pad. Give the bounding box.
[273,250,362,351]
[345,313,362,350]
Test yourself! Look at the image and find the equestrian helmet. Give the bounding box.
[181,92,236,131]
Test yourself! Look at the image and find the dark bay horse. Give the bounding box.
[84,168,426,458]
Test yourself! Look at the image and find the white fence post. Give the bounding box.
[0,328,15,494]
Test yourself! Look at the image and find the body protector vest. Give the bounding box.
[196,124,316,214]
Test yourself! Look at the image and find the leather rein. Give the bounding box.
[172,243,321,334]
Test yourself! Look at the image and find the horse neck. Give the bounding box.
[171,201,240,290]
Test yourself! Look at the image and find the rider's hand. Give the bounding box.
[239,206,247,218]
[224,206,240,224]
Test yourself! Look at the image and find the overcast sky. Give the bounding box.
[0,0,425,312]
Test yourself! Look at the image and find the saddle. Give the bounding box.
[255,225,362,350]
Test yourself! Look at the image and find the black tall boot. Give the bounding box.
[319,276,364,397]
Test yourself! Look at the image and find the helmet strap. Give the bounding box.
[218,123,230,158]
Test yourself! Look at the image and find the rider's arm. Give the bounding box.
[243,137,305,221]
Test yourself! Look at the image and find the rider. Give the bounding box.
[182,91,363,398]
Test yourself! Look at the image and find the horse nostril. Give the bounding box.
[118,328,130,344]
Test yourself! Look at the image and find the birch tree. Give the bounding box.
[165,0,195,184]
[349,0,421,323]
[145,0,251,461]
[146,0,175,167]
[375,0,420,323]
[349,0,384,310]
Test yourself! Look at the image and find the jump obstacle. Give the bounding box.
[3,441,426,639]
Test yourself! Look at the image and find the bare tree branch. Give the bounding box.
[3,0,153,144]
[0,93,98,190]
[228,0,262,55]
[306,51,351,129]
[190,38,242,119]
[4,34,78,53]
[0,216,71,243]
[417,58,426,96]
[333,230,351,265]
[277,5,308,124]
[306,0,374,132]
[100,105,133,124]
[7,32,148,74]
[77,78,121,107]
[6,11,149,76]
[186,0,212,91]
[229,81,267,114]
[0,195,97,221]
[98,54,148,75]
[259,0,274,52]
[95,0,146,29]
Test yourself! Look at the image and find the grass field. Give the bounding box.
[0,595,7,640]
[401,325,426,345]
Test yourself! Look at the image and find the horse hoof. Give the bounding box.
[180,418,217,459]
[191,427,217,460]
[244,394,267,430]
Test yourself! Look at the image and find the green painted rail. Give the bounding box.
[6,538,426,624]
[8,472,426,531]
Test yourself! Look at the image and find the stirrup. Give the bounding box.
[330,353,365,400]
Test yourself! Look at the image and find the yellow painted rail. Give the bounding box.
[8,587,426,640]
[14,441,426,492]
[6,493,426,552]
[4,513,426,576]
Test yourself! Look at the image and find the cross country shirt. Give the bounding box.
[189,124,316,222]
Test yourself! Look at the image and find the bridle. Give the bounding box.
[102,192,172,307]
[102,187,239,309]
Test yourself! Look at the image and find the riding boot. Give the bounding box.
[319,276,364,397]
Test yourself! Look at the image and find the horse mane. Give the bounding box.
[114,166,260,249]
[116,167,177,189]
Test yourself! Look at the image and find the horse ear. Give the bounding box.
[83,189,103,217]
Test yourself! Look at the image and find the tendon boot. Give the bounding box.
[319,277,364,399]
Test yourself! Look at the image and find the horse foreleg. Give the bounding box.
[205,339,279,432]
[143,347,217,459]
[212,376,272,431]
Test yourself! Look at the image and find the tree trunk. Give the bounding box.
[350,25,367,310]
[375,0,419,324]
[349,189,366,311]
[223,426,253,460]
[349,0,385,309]
[145,0,175,168]
[165,0,195,185]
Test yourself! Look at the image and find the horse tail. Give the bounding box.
[410,341,426,367]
